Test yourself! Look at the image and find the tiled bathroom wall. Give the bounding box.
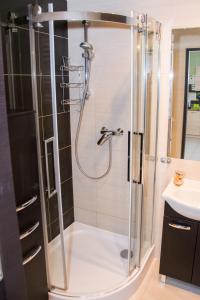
[68,1,133,235]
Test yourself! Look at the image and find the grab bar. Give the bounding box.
[23,245,42,266]
[20,221,40,240]
[44,137,56,199]
[168,223,191,231]
[16,196,37,212]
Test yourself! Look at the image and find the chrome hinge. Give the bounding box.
[137,14,146,33]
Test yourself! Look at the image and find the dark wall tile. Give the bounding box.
[63,208,74,230]
[59,146,72,182]
[2,27,31,75]
[47,225,51,242]
[42,115,53,141]
[50,219,60,241]
[44,195,50,226]
[8,111,39,204]
[55,35,68,73]
[37,30,68,76]
[4,75,33,112]
[0,280,6,300]
[54,21,68,38]
[37,31,50,76]
[38,76,52,116]
[50,207,74,241]
[56,75,69,113]
[15,28,31,74]
[48,193,59,224]
[41,154,55,194]
[37,0,67,13]
[37,74,69,117]
[58,112,71,148]
[61,178,73,214]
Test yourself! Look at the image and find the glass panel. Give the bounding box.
[29,11,69,289]
[130,17,147,271]
[67,19,134,293]
[140,17,160,260]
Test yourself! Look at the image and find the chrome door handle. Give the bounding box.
[20,221,40,240]
[44,137,56,199]
[23,245,42,266]
[133,132,143,184]
[127,131,143,184]
[168,223,191,231]
[16,196,37,212]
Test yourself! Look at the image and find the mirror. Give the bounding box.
[168,28,200,160]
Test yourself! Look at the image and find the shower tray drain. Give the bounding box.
[120,249,133,259]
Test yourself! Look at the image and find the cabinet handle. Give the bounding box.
[16,196,37,212]
[23,245,42,266]
[168,223,191,231]
[19,221,40,240]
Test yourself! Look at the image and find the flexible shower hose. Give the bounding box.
[75,58,112,179]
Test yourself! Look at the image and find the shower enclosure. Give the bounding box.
[28,3,161,299]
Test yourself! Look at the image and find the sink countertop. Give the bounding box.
[162,178,200,221]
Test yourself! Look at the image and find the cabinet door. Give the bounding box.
[160,216,198,283]
[192,225,200,286]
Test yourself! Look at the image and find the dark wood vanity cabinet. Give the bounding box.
[160,203,200,286]
[192,226,200,286]
[8,111,48,300]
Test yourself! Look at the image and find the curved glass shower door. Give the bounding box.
[67,10,138,295]
[140,17,161,261]
[129,15,161,270]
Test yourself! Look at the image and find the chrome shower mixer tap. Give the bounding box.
[97,127,123,146]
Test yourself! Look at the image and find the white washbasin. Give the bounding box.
[162,178,200,221]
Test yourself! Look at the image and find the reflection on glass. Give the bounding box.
[0,254,2,281]
[169,28,200,161]
[0,253,6,300]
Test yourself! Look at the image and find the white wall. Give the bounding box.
[68,1,133,235]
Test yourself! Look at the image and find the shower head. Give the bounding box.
[80,42,94,60]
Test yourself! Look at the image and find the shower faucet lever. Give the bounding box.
[97,127,123,146]
[100,127,123,136]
